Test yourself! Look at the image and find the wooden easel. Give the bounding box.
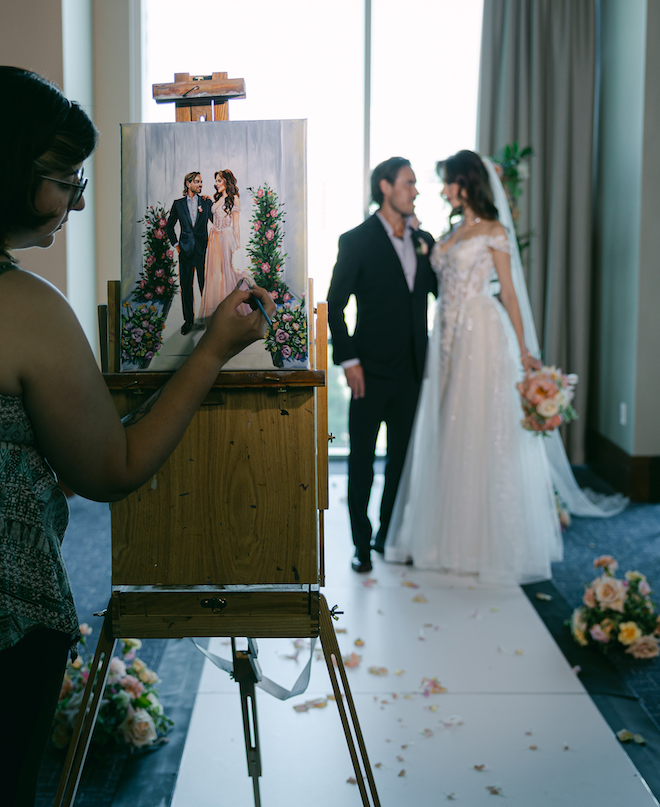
[55,74,379,807]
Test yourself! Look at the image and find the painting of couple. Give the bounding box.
[120,119,308,372]
[166,168,250,335]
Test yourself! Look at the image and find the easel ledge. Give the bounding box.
[103,369,325,390]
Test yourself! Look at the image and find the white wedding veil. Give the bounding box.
[483,157,626,516]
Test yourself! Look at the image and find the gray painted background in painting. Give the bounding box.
[121,120,307,371]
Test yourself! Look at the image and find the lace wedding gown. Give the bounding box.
[384,232,563,584]
[199,199,250,319]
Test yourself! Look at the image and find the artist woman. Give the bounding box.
[0,67,275,806]
[199,168,251,320]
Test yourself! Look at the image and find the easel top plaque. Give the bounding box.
[153,71,246,121]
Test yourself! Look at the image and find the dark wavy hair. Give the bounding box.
[0,66,98,252]
[436,150,498,228]
[370,157,411,207]
[182,171,201,197]
[214,169,239,214]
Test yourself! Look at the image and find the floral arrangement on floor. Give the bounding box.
[52,625,173,750]
[245,183,308,368]
[517,365,578,435]
[569,556,660,659]
[122,204,178,368]
[489,142,533,255]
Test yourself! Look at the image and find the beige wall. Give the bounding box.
[1,0,69,292]
[0,0,137,350]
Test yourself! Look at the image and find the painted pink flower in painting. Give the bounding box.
[269,291,278,300]
[155,286,165,295]
[261,262,270,272]
[158,217,167,227]
[144,292,153,300]
[281,346,292,359]
[145,351,154,360]
[154,229,165,240]
[270,209,277,217]
[265,229,274,241]
[257,188,264,198]
[283,292,291,301]
[155,268,164,277]
[168,277,175,284]
[275,329,289,344]
[282,314,293,322]
[166,249,174,259]
[146,255,156,266]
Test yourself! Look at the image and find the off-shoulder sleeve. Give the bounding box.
[485,233,510,253]
[430,241,445,271]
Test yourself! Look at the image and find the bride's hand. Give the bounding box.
[521,353,542,373]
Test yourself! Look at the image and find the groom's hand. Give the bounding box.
[344,364,365,399]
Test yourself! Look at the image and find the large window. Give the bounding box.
[142,0,483,450]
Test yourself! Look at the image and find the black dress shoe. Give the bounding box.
[371,540,386,555]
[351,557,372,573]
[181,321,193,335]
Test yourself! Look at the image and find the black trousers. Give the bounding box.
[179,245,206,324]
[347,370,421,561]
[0,628,70,807]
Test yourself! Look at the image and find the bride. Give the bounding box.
[384,150,625,585]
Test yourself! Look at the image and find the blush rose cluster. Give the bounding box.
[52,629,173,750]
[517,365,578,435]
[245,183,308,368]
[569,556,660,659]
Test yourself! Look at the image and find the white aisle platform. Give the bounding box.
[171,475,658,806]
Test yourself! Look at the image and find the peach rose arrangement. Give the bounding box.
[517,365,578,435]
[569,556,660,659]
[52,627,173,750]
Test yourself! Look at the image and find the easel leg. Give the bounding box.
[54,608,117,807]
[318,595,380,807]
[232,639,262,807]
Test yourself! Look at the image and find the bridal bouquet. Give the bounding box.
[517,366,578,435]
[569,556,660,659]
[52,626,173,750]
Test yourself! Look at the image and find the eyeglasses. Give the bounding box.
[38,168,88,209]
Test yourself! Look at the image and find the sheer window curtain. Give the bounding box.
[477,0,597,463]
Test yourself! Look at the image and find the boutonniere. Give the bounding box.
[198,206,203,213]
[415,238,429,256]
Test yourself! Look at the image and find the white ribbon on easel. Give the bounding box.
[190,637,317,700]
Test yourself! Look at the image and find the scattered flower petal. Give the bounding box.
[368,666,388,676]
[402,580,420,588]
[335,628,348,634]
[634,733,647,745]
[343,653,362,668]
[474,764,487,771]
[421,728,434,738]
[446,794,457,800]
[487,784,504,796]
[529,745,538,750]
[616,729,634,743]
[347,777,357,785]
[374,762,383,769]
[515,649,524,655]
[412,595,428,603]
[571,666,582,674]
[398,770,406,778]
[397,755,405,762]
[394,669,406,676]
[363,577,378,588]
[536,592,553,601]
[354,638,365,647]
[421,677,447,695]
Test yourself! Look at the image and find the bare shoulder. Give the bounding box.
[0,267,91,395]
[485,220,507,238]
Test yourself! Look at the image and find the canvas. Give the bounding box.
[120,120,308,371]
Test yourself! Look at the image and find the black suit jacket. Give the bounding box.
[327,214,437,381]
[165,195,213,257]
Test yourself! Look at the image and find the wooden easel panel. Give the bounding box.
[112,589,320,639]
[111,387,318,585]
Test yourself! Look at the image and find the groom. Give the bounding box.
[327,157,437,573]
[166,171,213,334]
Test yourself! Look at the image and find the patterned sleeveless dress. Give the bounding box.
[0,262,78,652]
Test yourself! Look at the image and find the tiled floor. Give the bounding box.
[171,476,659,806]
